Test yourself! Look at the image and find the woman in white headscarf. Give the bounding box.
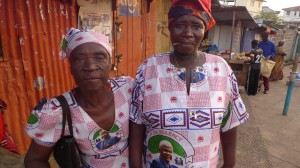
[24,28,133,168]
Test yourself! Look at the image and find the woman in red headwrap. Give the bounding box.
[129,1,249,168]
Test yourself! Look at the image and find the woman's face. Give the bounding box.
[69,43,111,91]
[169,15,205,55]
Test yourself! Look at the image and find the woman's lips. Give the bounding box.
[84,77,101,82]
[173,42,194,46]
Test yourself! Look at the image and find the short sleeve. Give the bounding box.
[25,97,63,147]
[221,68,249,132]
[130,65,145,125]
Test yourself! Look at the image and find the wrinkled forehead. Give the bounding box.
[70,43,108,55]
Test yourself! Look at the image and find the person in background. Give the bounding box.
[24,28,133,168]
[258,32,276,94]
[269,40,286,81]
[0,99,18,154]
[129,0,249,168]
[247,40,263,95]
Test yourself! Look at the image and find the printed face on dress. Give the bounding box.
[159,144,173,163]
[169,15,205,55]
[69,43,111,91]
[100,130,109,140]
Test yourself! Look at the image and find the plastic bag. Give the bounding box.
[260,57,276,78]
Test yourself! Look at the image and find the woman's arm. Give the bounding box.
[24,140,53,168]
[129,121,145,168]
[220,127,237,168]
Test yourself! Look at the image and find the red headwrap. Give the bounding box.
[168,0,216,30]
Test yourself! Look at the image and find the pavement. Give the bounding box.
[245,64,300,168]
[219,63,300,168]
[0,64,299,168]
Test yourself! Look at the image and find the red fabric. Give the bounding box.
[170,0,216,30]
[0,99,18,154]
[0,99,6,141]
[173,0,211,12]
[0,131,18,153]
[0,113,3,141]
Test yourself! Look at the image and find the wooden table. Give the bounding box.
[228,59,250,86]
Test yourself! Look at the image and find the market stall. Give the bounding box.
[227,57,250,87]
[207,6,259,86]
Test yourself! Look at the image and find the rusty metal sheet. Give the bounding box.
[115,0,144,77]
[115,0,156,77]
[143,0,156,59]
[0,0,77,154]
[155,0,172,54]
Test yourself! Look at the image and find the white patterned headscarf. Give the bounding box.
[59,28,112,60]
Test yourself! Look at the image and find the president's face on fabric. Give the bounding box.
[100,131,109,140]
[159,145,173,163]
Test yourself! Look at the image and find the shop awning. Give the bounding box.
[254,19,279,35]
[212,6,259,28]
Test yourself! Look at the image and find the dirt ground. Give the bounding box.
[0,148,24,168]
[0,148,58,168]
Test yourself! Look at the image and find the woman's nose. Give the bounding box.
[83,58,100,71]
[184,26,193,37]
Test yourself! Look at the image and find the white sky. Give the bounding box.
[263,0,300,12]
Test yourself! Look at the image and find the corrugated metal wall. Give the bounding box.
[0,0,163,155]
[116,0,156,77]
[155,0,171,53]
[0,0,77,154]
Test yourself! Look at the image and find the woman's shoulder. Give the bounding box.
[140,52,170,66]
[32,91,74,115]
[204,52,228,64]
[110,76,134,90]
[110,76,133,83]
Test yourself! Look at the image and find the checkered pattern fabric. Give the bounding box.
[26,76,133,168]
[130,53,249,168]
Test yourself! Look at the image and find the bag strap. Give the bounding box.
[56,95,74,138]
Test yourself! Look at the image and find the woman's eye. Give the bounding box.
[192,25,203,30]
[175,24,186,29]
[74,56,85,62]
[95,55,105,61]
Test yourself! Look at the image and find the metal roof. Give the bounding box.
[282,6,300,11]
[212,6,259,28]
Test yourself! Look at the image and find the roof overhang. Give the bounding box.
[212,6,259,28]
[212,0,221,9]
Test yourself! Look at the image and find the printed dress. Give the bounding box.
[130,53,249,168]
[26,76,133,168]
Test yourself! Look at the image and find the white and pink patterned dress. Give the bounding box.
[130,53,249,168]
[26,76,133,168]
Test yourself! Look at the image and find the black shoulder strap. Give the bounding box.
[56,95,74,137]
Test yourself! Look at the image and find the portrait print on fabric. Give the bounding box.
[90,124,123,152]
[147,131,194,168]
